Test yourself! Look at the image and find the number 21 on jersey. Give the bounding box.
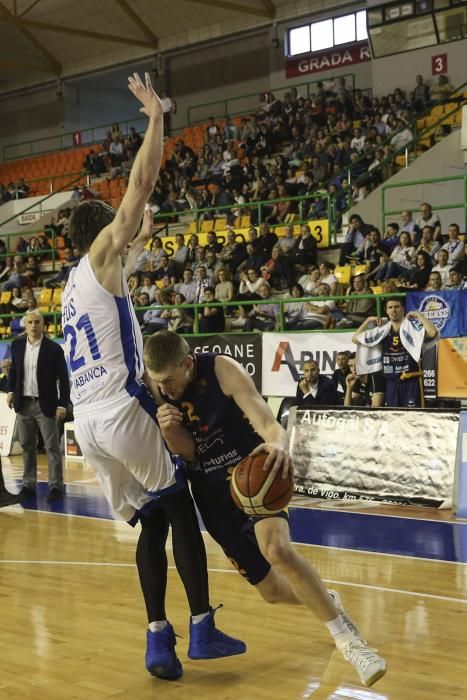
[64,313,101,371]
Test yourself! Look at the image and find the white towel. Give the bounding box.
[356,317,426,375]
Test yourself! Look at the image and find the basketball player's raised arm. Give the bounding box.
[90,73,163,270]
[215,356,291,479]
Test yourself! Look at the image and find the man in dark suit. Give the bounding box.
[296,359,339,407]
[7,310,70,502]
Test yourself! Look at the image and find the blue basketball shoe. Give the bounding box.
[188,606,246,660]
[145,624,183,680]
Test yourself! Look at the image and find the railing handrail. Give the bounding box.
[187,73,357,125]
[0,290,406,340]
[381,174,467,232]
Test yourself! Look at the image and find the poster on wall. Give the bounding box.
[406,290,466,339]
[289,407,458,507]
[186,333,262,391]
[261,332,354,397]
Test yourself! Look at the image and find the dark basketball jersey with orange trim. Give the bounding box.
[168,353,262,483]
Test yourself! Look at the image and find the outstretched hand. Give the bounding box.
[128,72,163,121]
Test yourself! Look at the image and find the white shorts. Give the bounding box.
[74,388,176,521]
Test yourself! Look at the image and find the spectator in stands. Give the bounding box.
[292,223,318,268]
[242,283,279,332]
[415,225,440,260]
[331,351,351,403]
[204,117,221,145]
[0,256,14,285]
[138,274,158,303]
[194,266,212,302]
[439,223,464,265]
[153,254,176,287]
[390,118,413,151]
[219,229,246,272]
[374,231,415,281]
[0,357,11,392]
[278,224,296,256]
[344,352,385,407]
[147,237,165,271]
[255,222,278,261]
[9,287,28,313]
[298,265,320,295]
[24,255,41,286]
[260,246,292,290]
[400,250,432,289]
[204,231,223,255]
[214,269,234,306]
[336,274,376,328]
[339,214,372,266]
[2,256,31,291]
[292,282,335,330]
[445,264,465,290]
[430,74,454,103]
[425,271,443,291]
[198,287,225,333]
[296,359,339,407]
[415,202,441,241]
[357,228,390,279]
[141,290,171,334]
[134,291,150,325]
[167,293,193,334]
[413,75,430,111]
[382,222,400,252]
[16,178,30,199]
[128,126,142,152]
[83,149,106,177]
[284,283,306,329]
[432,248,451,286]
[319,260,338,295]
[176,267,197,304]
[399,210,420,245]
[109,136,124,167]
[111,122,122,141]
[45,248,79,289]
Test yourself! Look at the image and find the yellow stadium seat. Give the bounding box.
[53,288,62,306]
[333,266,351,286]
[39,288,53,305]
[371,285,383,295]
[351,264,368,277]
[0,291,11,304]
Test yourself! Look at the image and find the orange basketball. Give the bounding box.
[230,452,294,517]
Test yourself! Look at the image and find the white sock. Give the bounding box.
[191,611,210,624]
[149,620,168,632]
[325,614,350,638]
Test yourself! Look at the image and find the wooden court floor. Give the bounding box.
[1,458,466,700]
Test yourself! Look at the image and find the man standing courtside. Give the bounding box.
[62,72,243,681]
[7,310,69,503]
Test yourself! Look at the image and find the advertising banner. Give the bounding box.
[285,43,371,79]
[406,290,466,338]
[262,332,354,396]
[186,333,262,390]
[289,408,458,507]
[437,337,467,398]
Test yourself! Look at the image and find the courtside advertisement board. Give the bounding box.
[288,408,458,507]
[261,332,354,396]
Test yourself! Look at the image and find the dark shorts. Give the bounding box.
[385,376,422,408]
[190,476,288,586]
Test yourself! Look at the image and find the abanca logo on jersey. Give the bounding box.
[419,295,449,331]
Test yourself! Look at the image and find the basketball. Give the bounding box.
[230,452,294,517]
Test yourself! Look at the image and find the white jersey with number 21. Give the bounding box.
[62,255,144,407]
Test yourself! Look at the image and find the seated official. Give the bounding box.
[296,359,339,407]
[344,352,385,407]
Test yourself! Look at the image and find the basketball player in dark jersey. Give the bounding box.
[353,299,438,408]
[143,330,387,688]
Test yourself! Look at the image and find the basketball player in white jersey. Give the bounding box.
[62,72,245,681]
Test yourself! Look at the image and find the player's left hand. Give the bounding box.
[406,310,422,321]
[251,442,293,480]
[157,403,184,430]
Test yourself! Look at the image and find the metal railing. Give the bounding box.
[0,291,404,341]
[381,174,467,233]
[187,73,357,125]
